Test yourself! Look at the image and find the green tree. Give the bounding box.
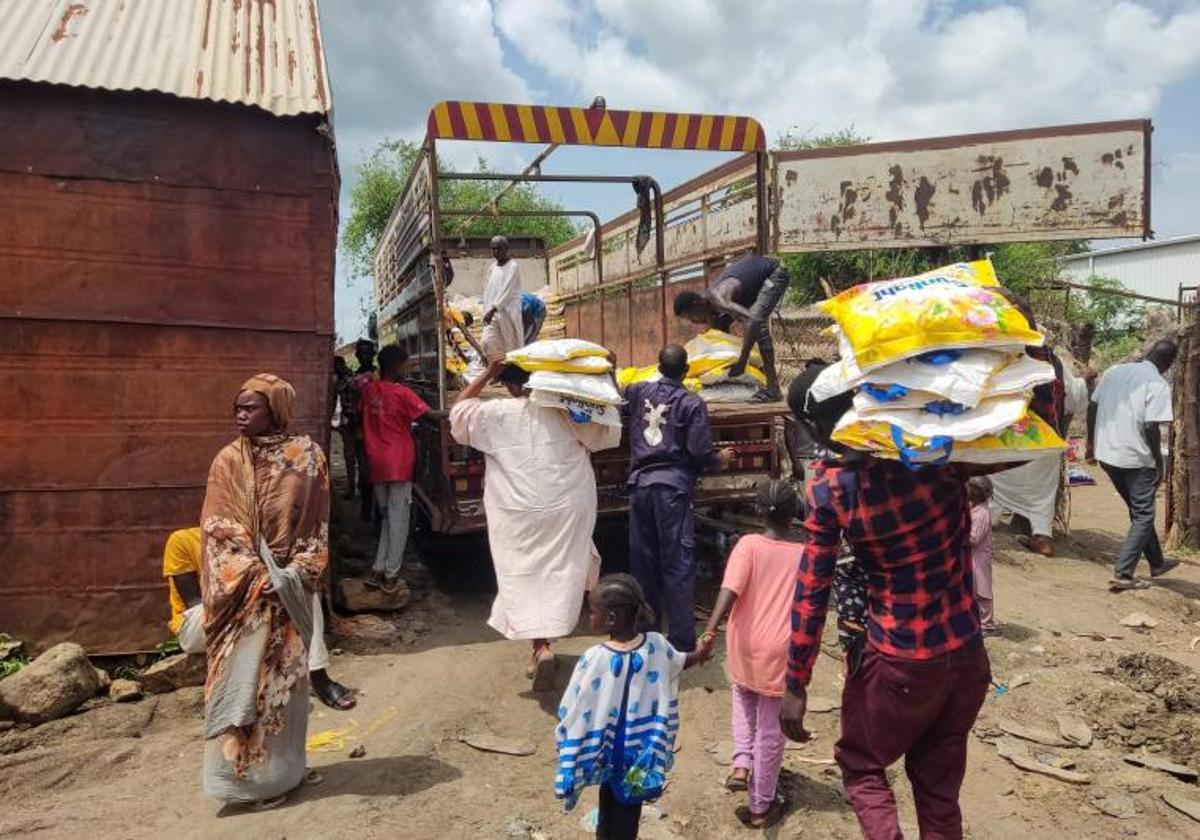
[340,139,578,282]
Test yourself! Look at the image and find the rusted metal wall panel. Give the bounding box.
[549,154,758,293]
[775,120,1150,251]
[0,0,331,118]
[0,87,337,653]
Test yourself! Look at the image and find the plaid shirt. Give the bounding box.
[787,456,989,691]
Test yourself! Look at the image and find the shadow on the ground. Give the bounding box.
[994,622,1038,642]
[778,767,849,815]
[299,755,462,801]
[520,653,581,718]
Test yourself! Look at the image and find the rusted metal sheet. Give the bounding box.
[774,120,1151,251]
[0,86,337,654]
[0,0,331,118]
[549,154,759,294]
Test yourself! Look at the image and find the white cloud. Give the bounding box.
[324,0,1200,337]
[494,0,1200,143]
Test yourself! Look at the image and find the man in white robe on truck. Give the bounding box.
[481,235,524,361]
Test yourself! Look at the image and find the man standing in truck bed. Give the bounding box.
[481,235,524,361]
[673,253,792,402]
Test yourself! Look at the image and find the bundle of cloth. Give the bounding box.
[811,259,1067,467]
[506,339,623,426]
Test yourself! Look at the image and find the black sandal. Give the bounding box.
[314,680,357,711]
[749,388,782,404]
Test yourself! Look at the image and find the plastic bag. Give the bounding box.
[848,394,1030,441]
[814,345,1014,408]
[818,260,1042,373]
[985,354,1057,397]
[530,390,623,426]
[512,354,613,374]
[507,338,609,367]
[832,407,1066,466]
[527,370,623,406]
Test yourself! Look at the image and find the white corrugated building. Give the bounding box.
[1059,234,1200,303]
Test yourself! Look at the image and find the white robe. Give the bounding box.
[991,365,1088,536]
[450,397,621,639]
[481,259,523,358]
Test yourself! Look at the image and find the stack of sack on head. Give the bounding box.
[811,259,1067,467]
[506,339,623,426]
[615,329,765,403]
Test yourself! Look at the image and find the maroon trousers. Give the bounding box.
[834,640,990,840]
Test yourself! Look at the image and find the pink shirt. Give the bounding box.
[969,503,993,599]
[721,533,800,697]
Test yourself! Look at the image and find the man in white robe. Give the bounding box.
[481,235,524,360]
[450,360,621,690]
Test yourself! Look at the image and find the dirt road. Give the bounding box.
[3,474,1200,839]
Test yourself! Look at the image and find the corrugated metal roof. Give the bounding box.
[0,0,331,117]
[1060,233,1200,261]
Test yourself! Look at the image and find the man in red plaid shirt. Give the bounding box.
[782,365,1006,840]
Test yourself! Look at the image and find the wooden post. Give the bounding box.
[1167,310,1199,549]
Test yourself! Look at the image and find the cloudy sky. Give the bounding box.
[321,0,1200,339]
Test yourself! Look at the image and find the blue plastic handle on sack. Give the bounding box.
[922,400,968,417]
[890,425,953,469]
[915,349,962,365]
[861,383,909,403]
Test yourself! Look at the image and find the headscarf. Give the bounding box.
[240,373,295,432]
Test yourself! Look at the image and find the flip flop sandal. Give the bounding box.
[532,651,557,692]
[724,770,750,791]
[315,681,357,711]
[303,769,324,786]
[250,794,287,811]
[749,389,782,404]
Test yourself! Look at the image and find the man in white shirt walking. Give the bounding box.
[1087,340,1180,590]
[481,235,524,361]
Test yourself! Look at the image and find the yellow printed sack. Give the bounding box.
[684,329,763,376]
[512,354,613,374]
[832,408,1066,466]
[818,260,1042,374]
[506,338,609,369]
[616,365,701,393]
[695,362,767,387]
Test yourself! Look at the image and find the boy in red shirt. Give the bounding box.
[360,344,430,592]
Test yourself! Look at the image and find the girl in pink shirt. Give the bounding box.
[968,476,996,634]
[699,480,801,829]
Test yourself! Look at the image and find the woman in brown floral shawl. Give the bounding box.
[200,374,329,807]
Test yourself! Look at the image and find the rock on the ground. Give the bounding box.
[996,737,1092,784]
[109,679,142,703]
[335,577,411,613]
[1122,753,1198,782]
[138,654,206,695]
[0,643,101,724]
[1057,713,1094,747]
[93,667,111,691]
[1120,613,1158,629]
[999,718,1071,747]
[1162,791,1200,823]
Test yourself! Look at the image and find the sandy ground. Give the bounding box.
[3,467,1200,839]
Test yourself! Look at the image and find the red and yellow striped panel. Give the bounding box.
[426,101,765,152]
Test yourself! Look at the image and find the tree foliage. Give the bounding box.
[340,138,579,281]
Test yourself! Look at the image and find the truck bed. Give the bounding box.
[413,395,787,535]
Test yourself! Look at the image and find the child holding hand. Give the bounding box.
[698,480,801,829]
[555,574,710,839]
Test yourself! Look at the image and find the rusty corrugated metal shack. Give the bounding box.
[0,0,338,653]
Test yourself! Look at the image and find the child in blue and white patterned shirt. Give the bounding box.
[555,574,710,838]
